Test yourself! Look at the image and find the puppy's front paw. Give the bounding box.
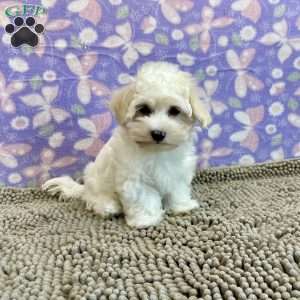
[93,200,122,217]
[168,198,199,215]
[126,213,163,229]
[84,194,123,218]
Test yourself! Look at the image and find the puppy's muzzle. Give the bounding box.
[151,130,166,143]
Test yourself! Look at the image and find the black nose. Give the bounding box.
[151,130,166,143]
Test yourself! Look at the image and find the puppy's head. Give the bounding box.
[109,62,211,151]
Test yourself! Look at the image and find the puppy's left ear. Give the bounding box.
[109,83,136,125]
[189,84,212,128]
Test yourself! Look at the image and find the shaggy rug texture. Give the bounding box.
[1,160,300,300]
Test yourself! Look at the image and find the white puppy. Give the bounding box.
[42,61,211,228]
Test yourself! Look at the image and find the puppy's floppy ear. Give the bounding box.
[189,83,212,128]
[109,83,135,125]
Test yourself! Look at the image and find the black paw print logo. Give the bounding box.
[5,16,45,47]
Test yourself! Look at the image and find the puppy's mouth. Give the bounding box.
[136,140,178,149]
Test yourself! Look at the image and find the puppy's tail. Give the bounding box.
[42,176,84,200]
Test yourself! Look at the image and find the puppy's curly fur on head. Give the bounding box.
[42,62,211,228]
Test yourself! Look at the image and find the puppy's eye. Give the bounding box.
[137,104,152,116]
[168,106,181,116]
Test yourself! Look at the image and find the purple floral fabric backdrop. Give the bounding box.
[0,0,300,187]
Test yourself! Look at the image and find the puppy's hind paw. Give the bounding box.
[41,176,82,200]
[44,185,61,196]
[43,185,68,201]
[42,177,65,192]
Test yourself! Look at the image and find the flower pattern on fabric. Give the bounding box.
[0,0,299,186]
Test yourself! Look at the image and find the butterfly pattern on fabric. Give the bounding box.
[226,48,264,98]
[0,71,25,114]
[74,112,112,157]
[198,80,227,115]
[101,22,155,68]
[157,0,194,25]
[67,0,102,26]
[20,86,70,128]
[22,148,77,185]
[231,0,262,23]
[230,105,264,152]
[65,52,110,105]
[259,19,300,63]
[185,5,234,53]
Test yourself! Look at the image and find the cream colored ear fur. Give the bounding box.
[109,84,135,125]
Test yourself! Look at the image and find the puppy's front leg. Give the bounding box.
[166,182,199,214]
[120,181,164,228]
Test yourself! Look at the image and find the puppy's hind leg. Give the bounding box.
[82,163,122,217]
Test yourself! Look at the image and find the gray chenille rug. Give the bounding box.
[1,160,300,300]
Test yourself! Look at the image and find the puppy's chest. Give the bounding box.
[139,154,186,193]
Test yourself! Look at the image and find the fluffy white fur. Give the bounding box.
[42,61,211,228]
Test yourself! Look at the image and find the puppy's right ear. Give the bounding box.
[109,84,136,125]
